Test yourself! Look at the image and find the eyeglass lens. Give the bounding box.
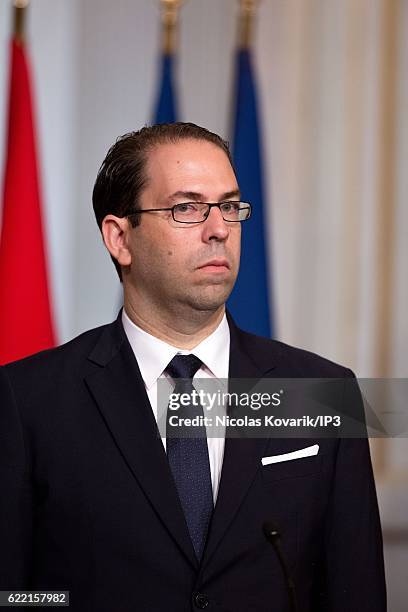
[173,202,250,223]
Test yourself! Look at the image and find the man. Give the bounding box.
[0,123,386,611]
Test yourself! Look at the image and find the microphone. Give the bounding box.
[263,521,298,612]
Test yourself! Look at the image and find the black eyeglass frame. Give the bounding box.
[124,201,252,224]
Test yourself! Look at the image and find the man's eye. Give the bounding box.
[175,203,197,213]
[221,202,239,213]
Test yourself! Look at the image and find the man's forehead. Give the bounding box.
[145,138,232,167]
[143,139,238,194]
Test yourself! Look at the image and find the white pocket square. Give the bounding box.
[261,444,319,466]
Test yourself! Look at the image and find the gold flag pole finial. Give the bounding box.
[238,0,258,49]
[13,0,29,45]
[160,0,184,55]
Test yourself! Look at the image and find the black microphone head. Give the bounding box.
[262,521,281,544]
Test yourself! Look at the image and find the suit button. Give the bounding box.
[194,592,209,609]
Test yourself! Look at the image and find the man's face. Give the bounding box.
[124,139,241,315]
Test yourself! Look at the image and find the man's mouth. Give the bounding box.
[197,259,230,272]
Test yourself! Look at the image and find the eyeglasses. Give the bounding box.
[125,201,252,224]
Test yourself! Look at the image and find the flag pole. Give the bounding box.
[160,0,184,55]
[13,0,29,45]
[238,0,257,50]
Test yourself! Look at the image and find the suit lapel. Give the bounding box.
[202,316,278,568]
[85,318,198,569]
[84,313,282,572]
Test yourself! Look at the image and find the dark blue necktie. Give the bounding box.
[166,354,213,561]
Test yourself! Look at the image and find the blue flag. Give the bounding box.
[153,54,178,123]
[227,48,273,338]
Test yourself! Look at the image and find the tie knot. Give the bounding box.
[166,354,202,381]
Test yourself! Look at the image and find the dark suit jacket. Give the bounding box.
[0,314,386,611]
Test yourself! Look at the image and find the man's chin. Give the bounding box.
[185,285,234,312]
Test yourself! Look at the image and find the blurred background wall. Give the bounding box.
[0,0,407,609]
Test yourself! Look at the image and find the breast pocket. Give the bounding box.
[261,455,322,482]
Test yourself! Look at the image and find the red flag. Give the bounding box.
[0,39,55,364]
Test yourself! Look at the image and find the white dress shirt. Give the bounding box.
[122,309,230,503]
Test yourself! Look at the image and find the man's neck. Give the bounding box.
[123,298,225,350]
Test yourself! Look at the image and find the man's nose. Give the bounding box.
[201,206,229,242]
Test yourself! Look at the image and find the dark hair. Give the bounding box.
[92,122,233,280]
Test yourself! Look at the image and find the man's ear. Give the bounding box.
[101,215,132,267]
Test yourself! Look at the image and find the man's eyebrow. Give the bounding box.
[167,189,241,202]
[167,191,204,202]
[220,190,241,201]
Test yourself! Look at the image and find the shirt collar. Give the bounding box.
[122,309,230,390]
